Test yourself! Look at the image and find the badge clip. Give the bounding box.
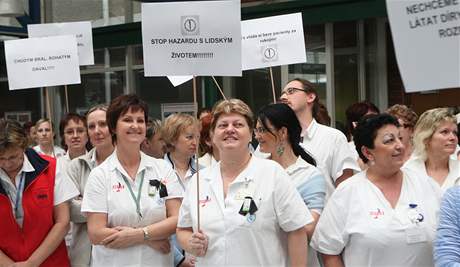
[239,196,258,216]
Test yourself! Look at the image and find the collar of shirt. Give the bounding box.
[107,150,153,179]
[285,156,312,176]
[205,156,255,186]
[0,153,35,190]
[164,152,198,176]
[302,119,319,141]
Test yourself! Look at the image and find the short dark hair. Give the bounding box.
[59,113,87,148]
[353,113,399,163]
[287,78,321,121]
[257,103,316,166]
[345,101,380,141]
[106,94,148,144]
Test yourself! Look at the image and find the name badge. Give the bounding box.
[406,226,427,244]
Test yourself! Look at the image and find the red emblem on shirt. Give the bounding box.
[199,196,211,207]
[369,208,384,219]
[112,182,125,192]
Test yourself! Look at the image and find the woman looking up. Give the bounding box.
[177,99,312,266]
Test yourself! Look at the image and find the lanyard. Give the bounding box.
[119,169,145,219]
[14,173,26,218]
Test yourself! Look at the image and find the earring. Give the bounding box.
[276,142,285,156]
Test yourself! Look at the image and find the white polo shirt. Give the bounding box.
[81,151,183,267]
[178,156,312,266]
[300,119,360,198]
[163,153,200,192]
[0,153,79,227]
[311,170,441,267]
[403,156,460,193]
[33,145,66,159]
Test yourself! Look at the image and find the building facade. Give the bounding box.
[0,0,458,129]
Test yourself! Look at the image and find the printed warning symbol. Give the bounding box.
[261,45,278,62]
[181,15,200,36]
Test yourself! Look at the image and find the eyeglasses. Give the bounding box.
[280,87,306,96]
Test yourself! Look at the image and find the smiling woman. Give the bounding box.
[81,94,183,267]
[311,113,441,267]
[177,99,312,266]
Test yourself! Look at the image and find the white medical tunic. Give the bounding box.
[178,156,313,266]
[311,170,441,267]
[300,119,360,198]
[81,151,183,267]
[403,156,460,193]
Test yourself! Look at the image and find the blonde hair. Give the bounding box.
[211,99,254,132]
[413,107,457,160]
[161,113,199,151]
[35,118,54,133]
[0,119,28,152]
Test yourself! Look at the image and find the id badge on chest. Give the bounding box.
[405,203,427,244]
[406,225,427,244]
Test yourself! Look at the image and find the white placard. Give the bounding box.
[28,21,94,66]
[387,0,460,93]
[241,13,306,70]
[5,35,81,90]
[168,76,193,87]
[141,1,241,76]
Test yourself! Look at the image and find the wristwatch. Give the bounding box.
[142,227,151,240]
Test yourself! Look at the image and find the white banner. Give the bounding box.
[241,13,306,70]
[387,0,460,92]
[5,35,81,90]
[141,0,241,76]
[28,21,94,66]
[168,76,193,87]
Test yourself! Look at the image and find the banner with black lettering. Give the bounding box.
[28,21,94,66]
[141,0,241,76]
[241,13,306,70]
[387,0,460,92]
[5,35,81,90]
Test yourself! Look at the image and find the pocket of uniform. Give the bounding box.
[32,187,52,208]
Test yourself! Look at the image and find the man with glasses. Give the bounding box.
[278,78,359,198]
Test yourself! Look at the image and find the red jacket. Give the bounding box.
[0,148,69,267]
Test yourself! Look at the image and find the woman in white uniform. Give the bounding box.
[34,118,66,158]
[404,108,459,193]
[311,113,441,267]
[255,103,326,267]
[162,113,200,192]
[81,95,183,267]
[67,105,115,267]
[177,99,312,266]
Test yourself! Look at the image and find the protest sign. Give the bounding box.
[241,13,306,70]
[141,0,241,76]
[28,21,94,65]
[5,35,81,90]
[387,0,460,92]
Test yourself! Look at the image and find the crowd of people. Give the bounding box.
[1,78,460,267]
